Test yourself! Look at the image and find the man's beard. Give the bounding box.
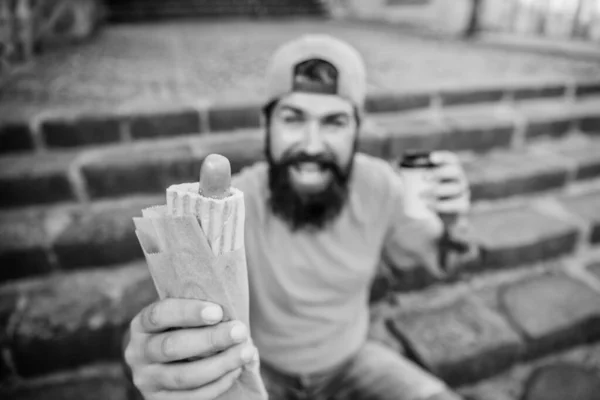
[266,135,357,232]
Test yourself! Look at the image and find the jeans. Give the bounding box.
[260,341,461,400]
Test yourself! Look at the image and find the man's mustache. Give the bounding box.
[278,151,339,171]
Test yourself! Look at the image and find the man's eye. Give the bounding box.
[283,115,303,124]
[326,118,348,128]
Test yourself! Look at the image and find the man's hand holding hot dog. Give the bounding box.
[124,299,257,400]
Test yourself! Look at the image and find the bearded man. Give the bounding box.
[123,34,474,400]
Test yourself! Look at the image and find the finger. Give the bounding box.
[430,150,460,166]
[132,299,223,334]
[189,367,243,400]
[156,342,257,391]
[434,182,468,200]
[156,368,243,400]
[143,321,249,363]
[434,195,470,214]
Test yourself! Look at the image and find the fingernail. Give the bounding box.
[230,323,248,343]
[240,346,256,363]
[201,306,222,324]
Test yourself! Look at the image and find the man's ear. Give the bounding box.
[261,100,278,129]
[354,105,364,128]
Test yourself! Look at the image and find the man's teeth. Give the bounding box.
[295,162,322,172]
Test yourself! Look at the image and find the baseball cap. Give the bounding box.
[265,34,367,110]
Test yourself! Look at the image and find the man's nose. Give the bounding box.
[303,120,325,155]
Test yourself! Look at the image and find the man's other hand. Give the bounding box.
[124,298,257,400]
[429,151,471,217]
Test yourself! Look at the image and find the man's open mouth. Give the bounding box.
[290,162,332,189]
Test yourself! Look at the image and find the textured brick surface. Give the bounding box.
[0,208,57,282]
[576,81,600,98]
[458,343,600,400]
[8,263,156,377]
[441,110,514,152]
[465,149,569,201]
[579,115,600,134]
[499,274,600,358]
[0,363,129,400]
[0,123,34,154]
[548,136,600,181]
[110,1,325,20]
[357,119,390,159]
[379,115,447,157]
[512,83,566,101]
[129,109,201,139]
[188,130,264,175]
[0,152,77,208]
[42,117,122,148]
[525,116,573,140]
[440,87,504,107]
[519,99,594,140]
[390,296,522,386]
[4,20,596,117]
[588,261,600,282]
[0,285,24,350]
[80,138,197,199]
[81,131,264,199]
[559,190,600,244]
[521,364,600,400]
[53,197,161,269]
[470,206,579,269]
[365,92,431,113]
[208,101,262,132]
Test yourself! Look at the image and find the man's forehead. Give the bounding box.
[276,92,354,116]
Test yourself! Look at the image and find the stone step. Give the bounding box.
[107,0,326,21]
[370,181,600,294]
[0,262,156,380]
[0,363,129,400]
[1,155,599,283]
[377,250,600,388]
[1,77,597,155]
[1,98,600,209]
[458,341,600,400]
[1,242,599,393]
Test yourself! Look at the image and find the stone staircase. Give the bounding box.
[106,0,328,22]
[1,77,600,399]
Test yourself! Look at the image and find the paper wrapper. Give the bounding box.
[133,185,267,400]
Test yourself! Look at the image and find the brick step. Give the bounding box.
[1,151,599,281]
[107,0,326,20]
[1,103,599,209]
[1,243,599,391]
[369,181,600,293]
[0,363,130,400]
[374,249,600,388]
[0,261,155,380]
[110,8,323,21]
[1,77,598,155]
[4,346,600,400]
[458,341,600,400]
[1,136,600,283]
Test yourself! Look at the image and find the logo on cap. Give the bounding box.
[292,59,338,95]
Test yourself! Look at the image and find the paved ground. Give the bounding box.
[1,19,600,119]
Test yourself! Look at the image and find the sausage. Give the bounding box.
[199,154,231,199]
